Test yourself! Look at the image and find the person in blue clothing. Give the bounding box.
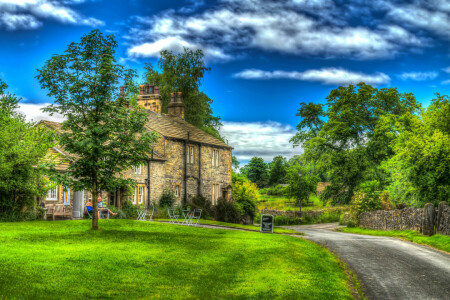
[85,197,116,218]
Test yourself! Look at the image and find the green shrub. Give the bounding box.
[214,197,241,223]
[120,200,139,219]
[188,195,213,218]
[260,185,289,196]
[232,181,258,221]
[159,188,175,208]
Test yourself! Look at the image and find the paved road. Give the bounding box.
[285,223,450,300]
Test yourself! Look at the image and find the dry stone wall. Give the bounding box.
[359,202,450,236]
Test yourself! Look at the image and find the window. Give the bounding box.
[134,165,142,175]
[63,187,70,205]
[47,185,58,201]
[212,149,219,167]
[187,145,194,164]
[175,185,180,198]
[212,184,220,205]
[138,186,144,204]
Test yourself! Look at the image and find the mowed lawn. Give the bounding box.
[0,220,353,299]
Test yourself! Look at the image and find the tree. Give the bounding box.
[291,83,420,204]
[36,30,158,229]
[145,48,223,140]
[243,157,269,188]
[383,94,450,206]
[0,79,53,219]
[232,155,240,172]
[268,155,287,186]
[286,163,319,212]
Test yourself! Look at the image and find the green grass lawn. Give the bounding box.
[0,220,355,299]
[154,219,302,235]
[341,227,450,253]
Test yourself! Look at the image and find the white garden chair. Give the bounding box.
[190,209,202,226]
[168,208,180,224]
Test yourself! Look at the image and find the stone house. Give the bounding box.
[38,83,233,218]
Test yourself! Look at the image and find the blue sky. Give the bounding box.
[1,0,450,163]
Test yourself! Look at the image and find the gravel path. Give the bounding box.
[284,223,450,300]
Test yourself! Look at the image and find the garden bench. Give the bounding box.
[53,204,72,220]
[45,204,55,220]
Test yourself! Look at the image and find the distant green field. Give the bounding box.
[341,227,450,253]
[0,220,355,299]
[257,194,323,211]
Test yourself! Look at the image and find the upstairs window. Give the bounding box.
[187,145,194,164]
[212,149,219,167]
[134,165,142,175]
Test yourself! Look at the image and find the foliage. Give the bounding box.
[240,157,269,188]
[36,30,158,229]
[0,220,355,299]
[232,171,247,184]
[286,163,319,207]
[257,209,343,226]
[144,48,223,140]
[342,227,450,253]
[382,94,450,206]
[291,83,420,204]
[348,181,392,222]
[214,197,241,223]
[268,155,287,186]
[159,188,176,208]
[232,180,258,221]
[0,79,53,220]
[188,195,213,218]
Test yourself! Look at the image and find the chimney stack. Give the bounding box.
[168,91,185,119]
[135,83,162,114]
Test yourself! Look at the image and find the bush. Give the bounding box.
[188,195,213,218]
[121,200,139,219]
[214,197,241,223]
[232,181,258,221]
[349,181,384,223]
[159,188,175,208]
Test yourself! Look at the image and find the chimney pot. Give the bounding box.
[154,86,159,95]
[170,92,175,103]
[177,92,182,103]
[139,85,145,95]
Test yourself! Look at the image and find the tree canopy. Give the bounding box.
[291,83,420,205]
[36,30,158,229]
[145,48,223,141]
[0,79,53,220]
[268,155,287,186]
[240,157,269,188]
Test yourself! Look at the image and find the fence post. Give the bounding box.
[422,203,435,236]
[435,201,448,234]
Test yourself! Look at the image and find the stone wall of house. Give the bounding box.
[359,208,423,231]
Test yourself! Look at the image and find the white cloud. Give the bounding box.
[399,71,438,81]
[388,4,450,39]
[127,36,232,62]
[233,68,390,86]
[126,0,424,61]
[220,121,302,162]
[0,0,103,30]
[442,66,450,73]
[442,79,450,85]
[16,102,65,123]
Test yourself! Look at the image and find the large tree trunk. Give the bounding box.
[92,182,99,230]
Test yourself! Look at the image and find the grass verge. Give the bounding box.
[0,220,354,299]
[340,227,450,253]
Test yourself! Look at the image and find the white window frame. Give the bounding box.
[187,145,194,164]
[63,187,71,205]
[133,188,137,205]
[46,185,58,201]
[175,185,180,198]
[134,165,142,175]
[212,184,220,205]
[138,186,144,204]
[212,149,219,167]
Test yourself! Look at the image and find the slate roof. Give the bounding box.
[145,111,232,149]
